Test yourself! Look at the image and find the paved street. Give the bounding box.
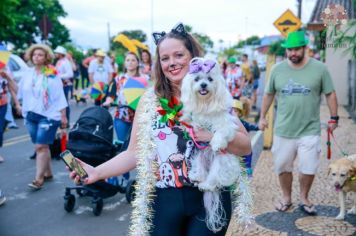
[227,105,356,236]
[2,72,356,235]
[0,100,132,236]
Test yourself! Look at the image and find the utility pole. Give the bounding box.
[150,0,154,52]
[297,0,302,19]
[107,22,111,51]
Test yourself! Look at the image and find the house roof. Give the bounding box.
[259,35,283,47]
[309,0,355,23]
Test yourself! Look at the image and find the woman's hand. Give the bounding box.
[0,70,9,80]
[15,104,22,116]
[68,158,98,185]
[193,128,213,143]
[61,115,68,129]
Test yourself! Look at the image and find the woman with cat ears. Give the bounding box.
[69,23,252,235]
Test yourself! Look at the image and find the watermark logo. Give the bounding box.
[320,4,348,29]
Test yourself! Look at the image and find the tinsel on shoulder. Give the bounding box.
[129,88,158,236]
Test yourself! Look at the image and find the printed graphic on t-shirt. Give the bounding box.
[281,79,311,96]
[96,65,105,73]
[152,114,195,188]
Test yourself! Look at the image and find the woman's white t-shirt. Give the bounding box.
[17,67,68,121]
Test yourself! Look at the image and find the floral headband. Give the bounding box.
[152,23,187,45]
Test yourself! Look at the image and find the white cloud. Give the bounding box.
[59,0,317,50]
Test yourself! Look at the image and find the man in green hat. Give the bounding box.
[258,31,339,215]
[226,57,243,97]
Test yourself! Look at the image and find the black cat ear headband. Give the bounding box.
[152,22,187,45]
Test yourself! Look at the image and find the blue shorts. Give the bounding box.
[25,111,60,145]
[253,79,259,90]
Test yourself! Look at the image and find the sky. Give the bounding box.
[59,0,317,51]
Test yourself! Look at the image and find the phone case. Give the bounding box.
[60,150,88,179]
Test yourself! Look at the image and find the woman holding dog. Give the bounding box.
[18,44,68,190]
[69,23,251,235]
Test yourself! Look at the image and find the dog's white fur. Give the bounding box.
[328,154,356,220]
[181,57,243,232]
[181,57,240,191]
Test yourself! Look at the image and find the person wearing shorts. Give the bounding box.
[258,31,338,215]
[18,44,68,190]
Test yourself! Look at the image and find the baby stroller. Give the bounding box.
[63,106,136,216]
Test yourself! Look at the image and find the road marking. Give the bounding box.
[104,199,123,211]
[3,135,30,147]
[116,213,129,222]
[7,192,29,201]
[75,206,92,214]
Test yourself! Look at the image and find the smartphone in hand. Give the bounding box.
[60,150,88,180]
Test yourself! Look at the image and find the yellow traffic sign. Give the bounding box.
[273,9,302,37]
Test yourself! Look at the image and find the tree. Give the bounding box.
[64,43,85,63]
[0,0,20,43]
[268,40,285,57]
[185,25,214,52]
[110,29,147,53]
[220,47,240,58]
[1,0,70,52]
[234,35,261,48]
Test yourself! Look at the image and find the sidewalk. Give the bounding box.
[227,105,356,236]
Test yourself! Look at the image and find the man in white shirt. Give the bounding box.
[88,50,113,85]
[54,46,73,127]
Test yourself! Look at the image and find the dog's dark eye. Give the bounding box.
[332,173,336,176]
[194,76,199,82]
[341,174,346,177]
[208,77,213,82]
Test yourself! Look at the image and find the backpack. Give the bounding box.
[67,106,114,166]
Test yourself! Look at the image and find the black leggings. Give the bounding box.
[150,186,231,236]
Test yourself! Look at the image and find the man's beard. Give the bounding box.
[288,49,305,64]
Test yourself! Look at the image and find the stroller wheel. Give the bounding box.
[125,180,136,204]
[92,198,103,216]
[64,194,76,212]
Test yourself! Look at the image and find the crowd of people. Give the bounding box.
[0,37,155,202]
[0,26,339,236]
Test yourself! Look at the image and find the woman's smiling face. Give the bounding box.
[158,38,192,85]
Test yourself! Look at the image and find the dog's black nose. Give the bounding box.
[200,83,207,89]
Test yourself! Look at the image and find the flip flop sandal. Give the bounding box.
[275,201,293,212]
[44,175,53,181]
[299,204,317,215]
[28,180,43,190]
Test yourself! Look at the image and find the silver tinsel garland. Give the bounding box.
[129,88,158,236]
[128,88,254,235]
[232,160,254,227]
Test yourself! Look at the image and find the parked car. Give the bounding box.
[7,54,28,118]
[8,54,29,84]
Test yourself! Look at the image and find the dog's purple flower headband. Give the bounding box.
[189,59,216,74]
[152,22,187,45]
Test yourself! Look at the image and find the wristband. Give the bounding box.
[328,119,337,124]
[330,115,339,121]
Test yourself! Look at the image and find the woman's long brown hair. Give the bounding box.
[153,33,203,99]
